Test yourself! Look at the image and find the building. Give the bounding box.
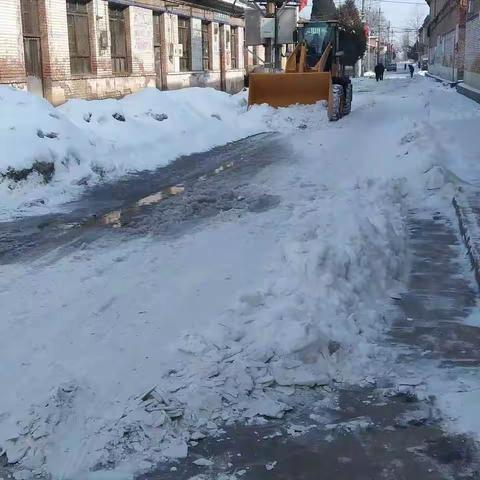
[417,15,430,65]
[425,0,466,82]
[363,35,390,73]
[1,0,248,105]
[462,0,480,90]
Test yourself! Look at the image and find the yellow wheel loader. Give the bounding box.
[248,20,352,121]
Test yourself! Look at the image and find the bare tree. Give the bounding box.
[401,32,411,53]
[408,6,424,33]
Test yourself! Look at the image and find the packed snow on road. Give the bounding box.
[1,75,480,479]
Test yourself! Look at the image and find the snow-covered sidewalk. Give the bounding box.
[2,75,480,480]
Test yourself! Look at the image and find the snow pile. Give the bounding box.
[57,87,265,174]
[0,174,409,479]
[4,75,476,479]
[0,88,95,177]
[1,86,314,219]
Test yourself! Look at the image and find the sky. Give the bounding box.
[300,0,429,44]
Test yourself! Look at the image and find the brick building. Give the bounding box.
[426,0,467,82]
[0,0,250,105]
[462,0,480,89]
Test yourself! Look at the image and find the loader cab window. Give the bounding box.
[301,24,334,67]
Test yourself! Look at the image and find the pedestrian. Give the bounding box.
[379,63,385,81]
[374,63,381,82]
[408,63,414,78]
[404,63,407,70]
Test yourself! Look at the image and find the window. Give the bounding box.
[178,17,191,72]
[67,0,91,75]
[109,4,128,74]
[231,26,238,69]
[201,22,211,71]
[20,0,40,37]
[20,0,42,80]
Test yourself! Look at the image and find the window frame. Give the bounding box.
[201,21,211,71]
[67,0,92,75]
[230,26,238,69]
[109,4,129,75]
[178,17,191,72]
[20,0,41,37]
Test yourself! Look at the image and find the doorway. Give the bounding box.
[20,0,44,97]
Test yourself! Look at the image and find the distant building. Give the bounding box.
[417,15,430,64]
[463,0,480,90]
[425,0,466,82]
[1,0,249,105]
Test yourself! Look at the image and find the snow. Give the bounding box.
[0,87,274,220]
[2,76,480,479]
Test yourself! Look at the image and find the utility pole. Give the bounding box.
[387,21,390,64]
[265,0,275,70]
[358,0,366,76]
[274,3,281,70]
[376,7,381,64]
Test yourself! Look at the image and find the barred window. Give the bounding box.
[201,22,211,70]
[109,4,128,74]
[178,17,191,72]
[67,0,91,74]
[231,26,238,69]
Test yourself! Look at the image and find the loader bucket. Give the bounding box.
[248,72,332,108]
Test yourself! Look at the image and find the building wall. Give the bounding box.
[0,0,26,86]
[1,0,247,104]
[428,0,467,81]
[464,13,480,89]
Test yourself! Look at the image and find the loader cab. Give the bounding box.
[297,21,338,68]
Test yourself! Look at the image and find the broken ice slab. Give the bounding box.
[138,386,184,419]
[242,397,292,419]
[193,458,214,467]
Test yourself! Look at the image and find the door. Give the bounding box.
[20,0,44,97]
[219,25,226,92]
[23,37,43,97]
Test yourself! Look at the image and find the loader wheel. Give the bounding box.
[343,83,353,116]
[328,84,344,122]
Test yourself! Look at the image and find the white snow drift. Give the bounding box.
[2,75,480,479]
[0,86,269,220]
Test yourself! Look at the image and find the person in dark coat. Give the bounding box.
[374,63,382,82]
[408,63,414,78]
[379,63,385,80]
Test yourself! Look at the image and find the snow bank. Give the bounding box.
[0,177,409,480]
[4,75,478,479]
[0,86,300,220]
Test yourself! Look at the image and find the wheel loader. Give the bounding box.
[248,20,352,121]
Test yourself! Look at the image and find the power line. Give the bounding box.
[372,0,427,5]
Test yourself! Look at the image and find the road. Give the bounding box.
[2,73,480,480]
[0,132,283,264]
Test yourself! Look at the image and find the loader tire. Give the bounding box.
[343,83,353,115]
[328,84,344,122]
